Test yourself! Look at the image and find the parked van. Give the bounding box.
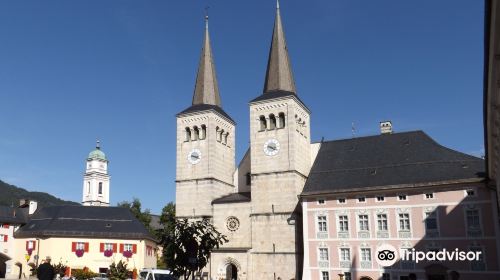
[139,269,177,280]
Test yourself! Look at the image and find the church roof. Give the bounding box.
[177,104,235,124]
[262,2,297,94]
[212,192,251,204]
[302,131,485,196]
[14,205,156,241]
[0,205,28,224]
[192,17,221,107]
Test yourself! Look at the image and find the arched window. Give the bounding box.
[185,127,191,142]
[87,182,91,194]
[200,125,207,140]
[259,116,267,131]
[219,129,225,143]
[278,112,286,128]
[98,182,103,195]
[269,114,277,130]
[216,127,221,142]
[193,126,200,141]
[223,133,229,145]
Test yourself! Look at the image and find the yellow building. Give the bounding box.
[10,205,157,279]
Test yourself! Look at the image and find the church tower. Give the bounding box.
[248,2,311,279]
[82,141,110,206]
[175,16,235,218]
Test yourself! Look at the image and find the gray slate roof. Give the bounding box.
[302,131,485,195]
[14,206,156,241]
[0,206,28,224]
[212,192,251,204]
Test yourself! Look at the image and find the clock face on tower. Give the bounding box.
[187,149,202,164]
[263,139,280,156]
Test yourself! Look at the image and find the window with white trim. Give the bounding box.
[104,243,113,251]
[319,248,329,261]
[340,248,350,261]
[425,212,438,231]
[338,198,346,204]
[344,272,352,280]
[376,195,385,202]
[317,216,327,232]
[382,273,390,280]
[465,189,476,197]
[466,209,480,230]
[399,213,410,230]
[124,243,133,252]
[398,194,407,201]
[357,196,366,203]
[76,242,85,250]
[321,271,329,280]
[358,215,369,231]
[317,199,325,205]
[377,214,388,231]
[424,193,434,199]
[361,248,371,261]
[338,215,349,232]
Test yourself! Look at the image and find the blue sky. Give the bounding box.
[0,1,485,214]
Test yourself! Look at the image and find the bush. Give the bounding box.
[72,268,97,280]
[107,261,130,280]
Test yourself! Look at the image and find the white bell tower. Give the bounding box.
[82,140,110,206]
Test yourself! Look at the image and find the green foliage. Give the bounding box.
[107,261,130,280]
[160,218,228,279]
[72,268,97,280]
[117,198,153,235]
[0,179,78,208]
[53,261,68,276]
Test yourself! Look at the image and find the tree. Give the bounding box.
[160,218,228,279]
[107,261,130,280]
[117,198,153,234]
[156,202,176,268]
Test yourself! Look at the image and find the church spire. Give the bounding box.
[192,14,221,106]
[263,0,296,94]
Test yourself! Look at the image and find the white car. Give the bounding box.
[139,269,177,280]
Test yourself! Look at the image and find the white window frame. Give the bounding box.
[338,215,349,232]
[339,247,351,261]
[317,198,326,205]
[27,240,35,249]
[397,194,408,201]
[375,195,385,202]
[337,197,346,204]
[358,214,369,231]
[360,247,372,262]
[398,213,411,231]
[465,207,482,234]
[104,243,114,251]
[124,243,133,252]
[381,272,391,280]
[423,192,435,200]
[320,271,330,280]
[464,188,477,197]
[357,196,366,203]
[318,247,329,261]
[317,215,328,233]
[76,242,85,250]
[423,210,439,233]
[376,213,388,231]
[469,245,486,271]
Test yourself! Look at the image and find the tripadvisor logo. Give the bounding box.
[375,244,482,266]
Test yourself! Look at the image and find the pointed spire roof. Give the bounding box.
[192,16,221,106]
[263,1,296,94]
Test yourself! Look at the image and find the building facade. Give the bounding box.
[175,3,500,280]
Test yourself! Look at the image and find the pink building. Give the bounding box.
[300,129,500,280]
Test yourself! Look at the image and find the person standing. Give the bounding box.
[37,256,55,280]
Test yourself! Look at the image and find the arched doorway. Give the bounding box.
[225,263,237,280]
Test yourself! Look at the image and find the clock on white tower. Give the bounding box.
[263,139,280,156]
[188,149,202,164]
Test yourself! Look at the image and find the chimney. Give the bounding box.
[29,201,38,215]
[380,121,393,134]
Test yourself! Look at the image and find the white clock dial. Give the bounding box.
[187,149,202,164]
[263,139,280,156]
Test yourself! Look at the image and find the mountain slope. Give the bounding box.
[0,179,79,208]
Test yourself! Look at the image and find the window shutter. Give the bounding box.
[119,244,124,253]
[26,241,29,250]
[4,235,8,242]
[132,244,137,254]
[33,241,36,249]
[72,242,76,252]
[84,242,89,252]
[100,243,104,252]
[113,243,117,253]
